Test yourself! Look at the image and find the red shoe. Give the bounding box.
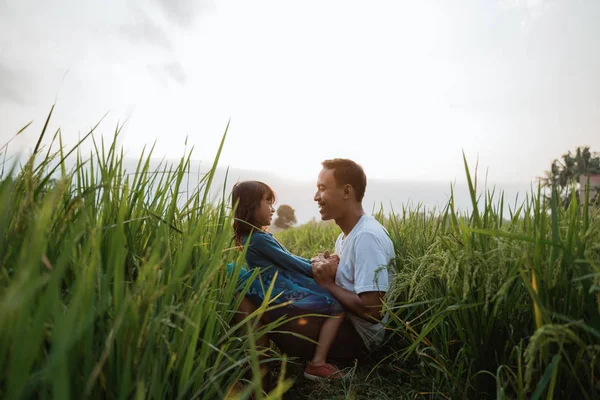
[304,362,345,381]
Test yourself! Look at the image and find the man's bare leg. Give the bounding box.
[234,296,271,393]
[234,295,269,348]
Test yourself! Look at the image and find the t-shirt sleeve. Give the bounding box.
[353,232,391,294]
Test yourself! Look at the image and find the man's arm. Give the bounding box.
[321,281,385,322]
[313,259,385,322]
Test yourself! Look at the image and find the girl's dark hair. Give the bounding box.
[231,181,276,247]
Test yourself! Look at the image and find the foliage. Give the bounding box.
[0,108,292,400]
[277,154,600,399]
[273,204,297,230]
[5,108,600,399]
[541,146,600,207]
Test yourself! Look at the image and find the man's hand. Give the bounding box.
[311,255,339,286]
[311,250,339,265]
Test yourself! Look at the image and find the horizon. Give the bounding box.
[0,142,539,225]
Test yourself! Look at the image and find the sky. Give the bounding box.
[1,0,599,184]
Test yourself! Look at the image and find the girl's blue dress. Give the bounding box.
[228,230,343,315]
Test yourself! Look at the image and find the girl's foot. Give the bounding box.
[303,361,345,381]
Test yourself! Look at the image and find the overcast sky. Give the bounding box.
[1,0,599,183]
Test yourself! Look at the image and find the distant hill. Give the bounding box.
[127,158,533,224]
[4,153,535,224]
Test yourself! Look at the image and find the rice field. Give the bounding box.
[1,111,600,399]
[0,110,293,399]
[277,161,600,399]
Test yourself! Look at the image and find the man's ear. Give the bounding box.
[343,184,353,199]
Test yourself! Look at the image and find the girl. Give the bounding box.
[231,180,345,381]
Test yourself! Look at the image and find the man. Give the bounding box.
[311,158,395,351]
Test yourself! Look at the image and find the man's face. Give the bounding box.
[314,168,346,221]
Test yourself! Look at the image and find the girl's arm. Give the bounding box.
[249,233,313,278]
[292,254,312,265]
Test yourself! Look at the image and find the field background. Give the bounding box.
[1,118,600,399]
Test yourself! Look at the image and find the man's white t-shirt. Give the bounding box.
[334,214,395,349]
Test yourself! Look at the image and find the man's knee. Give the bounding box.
[234,295,257,322]
[234,295,273,325]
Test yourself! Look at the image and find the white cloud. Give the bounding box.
[0,0,598,185]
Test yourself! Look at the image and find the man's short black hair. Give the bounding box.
[321,158,367,202]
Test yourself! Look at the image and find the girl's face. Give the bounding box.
[255,192,275,227]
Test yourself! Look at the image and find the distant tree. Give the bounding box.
[273,204,297,229]
[541,146,600,207]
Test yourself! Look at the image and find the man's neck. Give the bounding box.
[336,206,365,237]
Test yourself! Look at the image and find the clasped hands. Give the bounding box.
[311,250,339,286]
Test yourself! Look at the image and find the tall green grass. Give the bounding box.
[276,155,600,399]
[0,110,292,399]
[3,109,599,399]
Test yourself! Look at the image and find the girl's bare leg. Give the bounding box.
[312,312,345,365]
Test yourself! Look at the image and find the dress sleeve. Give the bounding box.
[248,233,313,278]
